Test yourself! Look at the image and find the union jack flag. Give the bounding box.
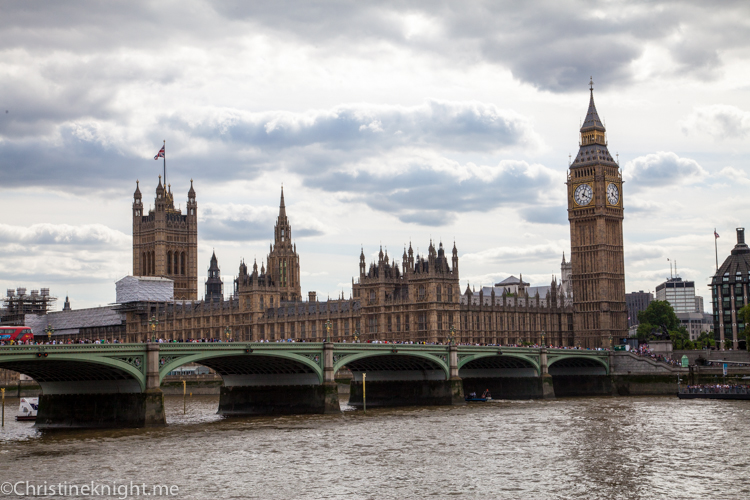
[715,229,720,239]
[154,145,165,160]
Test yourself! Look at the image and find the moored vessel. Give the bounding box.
[16,397,38,421]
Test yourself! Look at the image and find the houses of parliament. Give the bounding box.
[123,85,627,348]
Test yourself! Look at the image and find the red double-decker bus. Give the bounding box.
[0,326,34,343]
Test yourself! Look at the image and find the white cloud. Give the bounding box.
[682,105,750,140]
[623,151,707,191]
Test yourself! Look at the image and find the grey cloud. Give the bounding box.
[623,151,707,192]
[2,1,748,94]
[682,105,750,140]
[463,243,563,265]
[211,1,748,91]
[199,204,325,242]
[305,160,562,226]
[518,206,568,226]
[0,100,538,191]
[0,223,129,246]
[164,101,537,153]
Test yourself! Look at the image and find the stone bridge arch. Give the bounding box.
[333,351,450,381]
[547,356,609,376]
[158,350,324,386]
[0,352,147,394]
[457,352,540,377]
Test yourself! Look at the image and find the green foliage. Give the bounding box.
[738,305,750,326]
[694,331,716,350]
[669,326,691,350]
[636,323,655,341]
[638,300,679,333]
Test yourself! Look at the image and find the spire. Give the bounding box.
[562,251,566,264]
[188,179,195,198]
[572,77,615,166]
[581,77,604,132]
[279,186,286,219]
[134,180,141,199]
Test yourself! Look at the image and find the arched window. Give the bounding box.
[142,252,147,275]
[418,285,425,300]
[174,252,179,276]
[448,286,453,303]
[436,285,442,302]
[167,251,172,274]
[152,251,156,275]
[181,252,186,275]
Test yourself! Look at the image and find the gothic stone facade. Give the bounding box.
[118,187,574,345]
[567,83,628,348]
[132,177,198,300]
[112,86,630,345]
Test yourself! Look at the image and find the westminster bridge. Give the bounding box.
[0,342,612,428]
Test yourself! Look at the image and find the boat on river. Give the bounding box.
[15,397,38,421]
[465,391,492,402]
[678,386,750,400]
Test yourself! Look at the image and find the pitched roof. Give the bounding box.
[25,306,125,336]
[581,89,605,131]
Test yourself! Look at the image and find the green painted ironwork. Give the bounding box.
[0,343,611,391]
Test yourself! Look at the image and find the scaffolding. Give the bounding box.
[1,287,57,325]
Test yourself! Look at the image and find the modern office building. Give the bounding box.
[656,277,695,314]
[695,296,704,314]
[626,290,653,328]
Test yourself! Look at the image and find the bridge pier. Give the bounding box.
[216,342,340,416]
[347,345,464,408]
[540,348,555,399]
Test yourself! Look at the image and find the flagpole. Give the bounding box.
[163,139,166,187]
[715,228,719,271]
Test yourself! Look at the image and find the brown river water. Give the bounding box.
[0,395,748,499]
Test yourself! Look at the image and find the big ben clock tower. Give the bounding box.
[567,79,627,348]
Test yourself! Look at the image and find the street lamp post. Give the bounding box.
[224,327,231,342]
[325,320,332,343]
[45,325,54,344]
[448,325,457,346]
[149,315,159,343]
[541,331,546,348]
[352,329,360,343]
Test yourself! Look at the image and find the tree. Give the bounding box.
[696,331,716,349]
[738,305,750,326]
[669,326,691,350]
[636,323,655,341]
[638,300,679,334]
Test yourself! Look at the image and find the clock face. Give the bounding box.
[607,183,619,205]
[574,183,593,206]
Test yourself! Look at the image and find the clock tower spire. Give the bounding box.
[566,78,627,348]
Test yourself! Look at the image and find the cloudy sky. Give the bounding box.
[3,1,750,312]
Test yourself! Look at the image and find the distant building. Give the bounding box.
[626,290,653,328]
[695,296,704,314]
[560,253,572,298]
[1,287,57,326]
[205,251,224,302]
[656,277,695,313]
[675,312,713,340]
[711,228,750,349]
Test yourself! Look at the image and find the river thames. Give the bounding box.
[1,395,748,499]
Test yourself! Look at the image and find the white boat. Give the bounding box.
[16,397,38,421]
